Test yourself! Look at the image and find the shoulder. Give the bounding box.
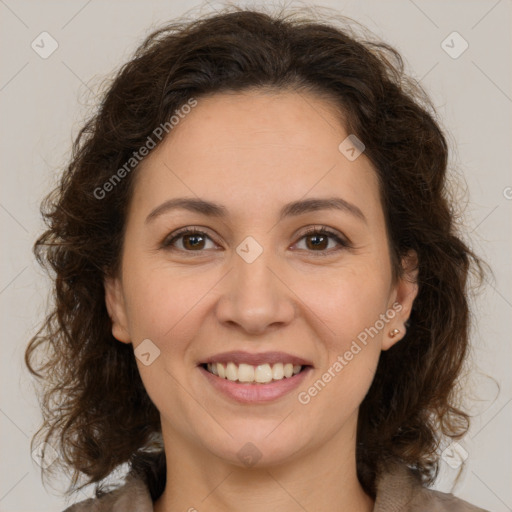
[374,462,491,512]
[61,473,153,512]
[410,486,491,511]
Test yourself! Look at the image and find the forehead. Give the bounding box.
[129,90,382,225]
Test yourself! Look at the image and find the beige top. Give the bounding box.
[62,462,490,511]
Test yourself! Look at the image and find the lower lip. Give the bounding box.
[199,365,312,404]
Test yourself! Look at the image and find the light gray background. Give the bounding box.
[1,0,510,511]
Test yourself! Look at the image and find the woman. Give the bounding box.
[25,5,490,511]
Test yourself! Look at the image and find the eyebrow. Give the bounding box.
[145,196,367,225]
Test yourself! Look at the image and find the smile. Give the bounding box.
[204,362,303,383]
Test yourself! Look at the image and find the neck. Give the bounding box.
[153,414,374,512]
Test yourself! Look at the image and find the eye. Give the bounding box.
[161,225,351,255]
[293,225,351,256]
[162,227,218,253]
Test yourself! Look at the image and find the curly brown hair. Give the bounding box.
[25,3,486,502]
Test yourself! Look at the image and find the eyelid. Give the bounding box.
[297,225,351,245]
[292,225,352,254]
[161,225,219,248]
[161,224,352,253]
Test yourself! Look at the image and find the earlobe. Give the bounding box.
[104,275,131,344]
[382,249,419,351]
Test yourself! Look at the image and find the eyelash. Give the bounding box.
[161,225,351,257]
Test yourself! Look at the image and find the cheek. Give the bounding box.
[292,260,392,348]
[291,260,390,413]
[295,277,386,433]
[121,258,214,342]
[122,264,214,417]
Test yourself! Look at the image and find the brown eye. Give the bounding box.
[162,225,350,256]
[181,233,207,250]
[294,226,350,255]
[162,228,216,252]
[304,232,329,250]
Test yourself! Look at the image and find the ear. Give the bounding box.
[104,275,131,344]
[382,249,419,350]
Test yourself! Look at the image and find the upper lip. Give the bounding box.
[200,351,313,367]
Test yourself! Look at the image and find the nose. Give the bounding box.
[215,241,296,335]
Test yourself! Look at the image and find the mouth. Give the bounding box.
[200,361,311,384]
[196,351,313,402]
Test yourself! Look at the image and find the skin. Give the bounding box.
[104,89,418,512]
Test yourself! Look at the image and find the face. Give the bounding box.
[105,89,418,468]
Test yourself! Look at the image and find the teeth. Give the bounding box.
[255,364,273,383]
[226,362,237,381]
[238,363,255,382]
[272,362,284,380]
[206,361,303,383]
